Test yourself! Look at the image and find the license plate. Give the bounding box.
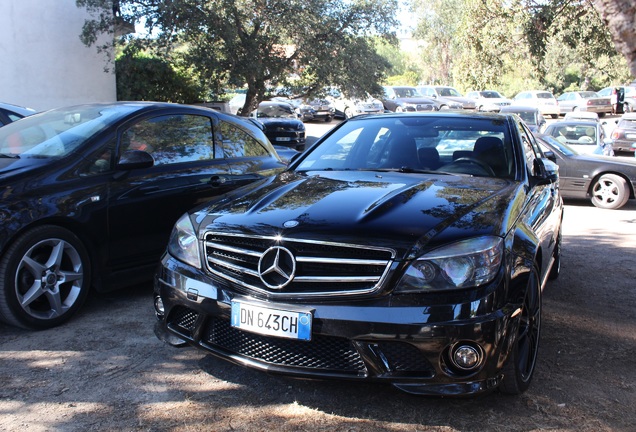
[626,134,636,139]
[231,301,312,340]
[276,137,291,142]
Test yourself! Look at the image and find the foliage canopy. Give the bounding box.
[77,0,399,114]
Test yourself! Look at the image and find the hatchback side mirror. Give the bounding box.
[116,149,154,170]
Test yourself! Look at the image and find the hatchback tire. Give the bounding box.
[0,226,91,330]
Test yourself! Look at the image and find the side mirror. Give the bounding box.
[543,150,557,164]
[533,158,559,185]
[116,149,154,170]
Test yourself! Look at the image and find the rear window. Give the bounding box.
[536,92,555,99]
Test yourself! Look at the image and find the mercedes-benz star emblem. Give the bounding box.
[258,246,296,289]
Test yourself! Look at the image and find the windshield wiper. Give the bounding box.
[0,153,20,159]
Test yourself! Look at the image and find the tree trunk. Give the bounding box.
[592,0,636,78]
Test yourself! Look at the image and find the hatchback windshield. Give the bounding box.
[0,104,139,158]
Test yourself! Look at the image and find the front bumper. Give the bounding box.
[154,256,520,396]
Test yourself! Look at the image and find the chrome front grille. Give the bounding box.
[204,232,395,297]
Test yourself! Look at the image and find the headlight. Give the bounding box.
[167,213,201,269]
[395,236,503,293]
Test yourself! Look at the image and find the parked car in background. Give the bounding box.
[271,97,316,122]
[417,85,477,109]
[512,90,560,118]
[597,86,636,112]
[305,97,336,122]
[0,102,287,330]
[536,134,636,209]
[499,105,546,132]
[0,102,37,126]
[610,112,636,155]
[416,86,463,110]
[253,101,306,150]
[325,88,385,119]
[563,111,600,122]
[382,86,439,112]
[466,90,512,112]
[556,91,611,117]
[154,111,563,397]
[542,120,612,155]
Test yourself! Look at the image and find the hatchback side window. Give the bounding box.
[218,121,269,158]
[120,115,218,165]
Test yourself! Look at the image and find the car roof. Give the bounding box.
[500,105,539,113]
[0,101,38,116]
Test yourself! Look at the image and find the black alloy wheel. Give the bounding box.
[500,265,541,394]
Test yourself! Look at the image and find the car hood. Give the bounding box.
[258,118,303,129]
[394,97,436,105]
[0,156,50,179]
[195,170,519,258]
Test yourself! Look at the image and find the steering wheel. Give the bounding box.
[578,136,594,144]
[446,157,496,177]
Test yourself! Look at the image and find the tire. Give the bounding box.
[0,226,91,330]
[548,229,561,280]
[500,265,541,395]
[591,173,629,210]
[551,114,559,119]
[324,115,333,123]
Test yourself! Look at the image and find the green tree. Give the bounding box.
[115,44,203,102]
[77,0,399,114]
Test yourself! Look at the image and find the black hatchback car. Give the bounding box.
[154,112,563,396]
[0,102,286,329]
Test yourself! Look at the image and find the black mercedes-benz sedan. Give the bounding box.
[0,102,286,329]
[154,111,563,396]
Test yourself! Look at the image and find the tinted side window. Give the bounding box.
[121,114,218,165]
[218,121,269,158]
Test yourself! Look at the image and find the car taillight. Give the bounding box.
[611,129,624,140]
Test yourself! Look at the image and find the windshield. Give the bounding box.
[545,123,598,145]
[516,111,537,124]
[436,87,462,97]
[296,115,514,178]
[394,87,421,98]
[481,91,503,99]
[0,104,139,158]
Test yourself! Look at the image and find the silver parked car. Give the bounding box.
[556,91,612,116]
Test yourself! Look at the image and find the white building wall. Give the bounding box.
[1,0,117,111]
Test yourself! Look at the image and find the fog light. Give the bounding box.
[154,296,165,315]
[453,345,481,370]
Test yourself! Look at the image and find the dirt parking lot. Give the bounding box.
[1,199,635,432]
[1,116,635,431]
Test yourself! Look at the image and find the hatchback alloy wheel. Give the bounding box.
[0,226,91,329]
